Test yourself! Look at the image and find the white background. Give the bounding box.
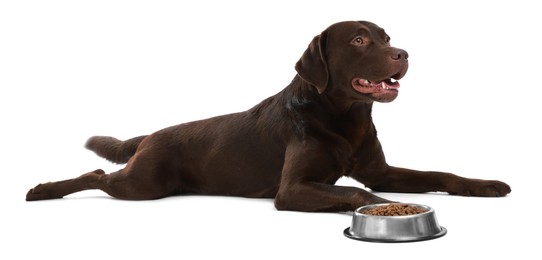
[1,0,540,259]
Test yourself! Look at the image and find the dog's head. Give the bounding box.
[296,21,408,103]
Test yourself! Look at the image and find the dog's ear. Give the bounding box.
[295,31,328,94]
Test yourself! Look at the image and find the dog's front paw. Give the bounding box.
[26,183,62,201]
[449,179,511,197]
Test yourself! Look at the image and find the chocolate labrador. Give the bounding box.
[26,21,511,211]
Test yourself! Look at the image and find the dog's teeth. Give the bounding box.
[364,80,370,84]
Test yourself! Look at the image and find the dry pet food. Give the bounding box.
[361,204,428,216]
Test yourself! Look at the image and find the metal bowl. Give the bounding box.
[344,203,447,243]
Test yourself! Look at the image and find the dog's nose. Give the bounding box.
[391,49,409,61]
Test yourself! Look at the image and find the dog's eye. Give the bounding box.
[352,37,364,46]
[385,36,391,43]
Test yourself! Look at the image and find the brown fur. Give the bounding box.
[26,21,511,212]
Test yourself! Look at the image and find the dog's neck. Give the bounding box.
[282,76,374,127]
[288,75,374,117]
[280,76,375,147]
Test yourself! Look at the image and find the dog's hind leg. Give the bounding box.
[26,169,108,201]
[26,153,181,201]
[26,168,178,201]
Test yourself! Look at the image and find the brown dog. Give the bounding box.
[26,21,511,211]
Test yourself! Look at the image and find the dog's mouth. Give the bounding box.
[351,76,401,102]
[352,78,400,93]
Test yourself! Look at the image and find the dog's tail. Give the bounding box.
[85,135,147,164]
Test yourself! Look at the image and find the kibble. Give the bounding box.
[361,203,428,216]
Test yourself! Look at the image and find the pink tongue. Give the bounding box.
[383,80,400,89]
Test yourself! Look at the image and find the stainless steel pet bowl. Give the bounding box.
[344,203,447,243]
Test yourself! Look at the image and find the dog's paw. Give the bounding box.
[26,183,62,201]
[449,179,511,197]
